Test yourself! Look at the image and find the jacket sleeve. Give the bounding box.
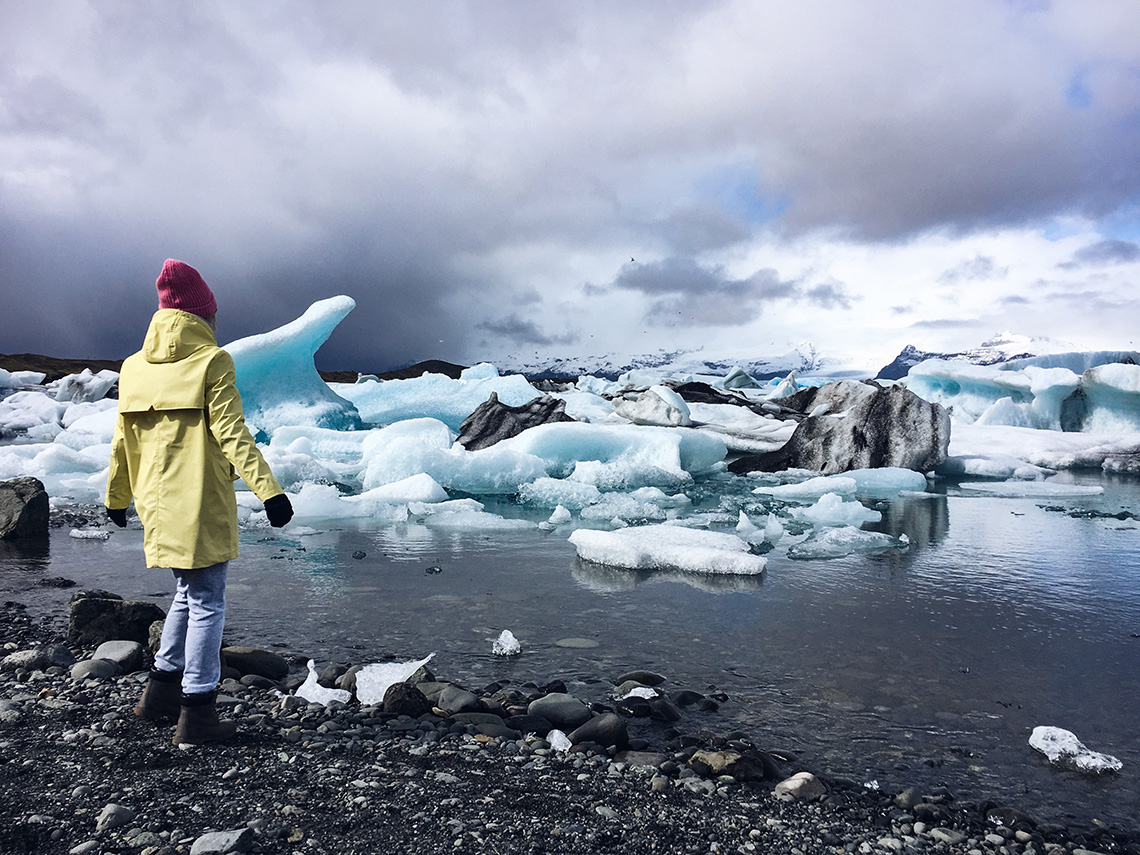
[204,350,284,503]
[105,414,133,509]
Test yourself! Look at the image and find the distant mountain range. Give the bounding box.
[872,331,1084,380]
[493,343,825,381]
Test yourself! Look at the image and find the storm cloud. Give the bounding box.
[3,1,1140,370]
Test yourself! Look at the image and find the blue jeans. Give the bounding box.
[154,562,228,695]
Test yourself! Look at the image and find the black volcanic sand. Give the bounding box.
[2,600,1136,855]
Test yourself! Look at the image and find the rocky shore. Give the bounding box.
[2,601,1136,855]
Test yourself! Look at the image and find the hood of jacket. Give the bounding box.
[141,309,217,364]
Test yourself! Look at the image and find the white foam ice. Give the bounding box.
[226,296,362,437]
[295,660,352,705]
[1029,725,1122,774]
[569,524,767,575]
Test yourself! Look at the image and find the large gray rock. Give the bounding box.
[220,646,289,680]
[528,692,592,729]
[457,393,574,451]
[92,640,145,673]
[436,684,482,715]
[1,643,76,672]
[70,659,121,681]
[383,682,432,717]
[568,712,628,749]
[189,827,254,855]
[0,476,49,540]
[67,595,165,647]
[729,383,950,475]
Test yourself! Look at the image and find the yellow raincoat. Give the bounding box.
[106,309,283,568]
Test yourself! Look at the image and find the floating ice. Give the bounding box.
[337,366,540,431]
[409,498,533,531]
[569,524,767,575]
[492,630,521,656]
[906,357,1140,432]
[753,475,857,499]
[548,505,572,526]
[948,422,1140,474]
[787,526,907,560]
[295,660,352,705]
[791,493,882,527]
[499,422,726,490]
[69,528,111,541]
[612,385,692,427]
[0,367,46,388]
[226,296,363,437]
[49,369,119,404]
[957,481,1104,498]
[354,654,435,706]
[518,477,603,510]
[1029,726,1122,774]
[359,417,546,494]
[846,467,929,496]
[0,391,67,436]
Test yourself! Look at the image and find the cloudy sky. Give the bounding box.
[3,0,1140,374]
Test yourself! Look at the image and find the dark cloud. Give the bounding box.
[477,314,577,347]
[804,282,854,310]
[1001,294,1030,305]
[652,207,751,254]
[938,255,1009,284]
[1057,239,1140,269]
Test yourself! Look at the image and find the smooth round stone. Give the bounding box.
[554,638,599,649]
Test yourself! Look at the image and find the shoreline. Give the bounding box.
[2,602,1135,855]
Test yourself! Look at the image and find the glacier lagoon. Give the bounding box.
[3,298,1140,831]
[3,471,1139,831]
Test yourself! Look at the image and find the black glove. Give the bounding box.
[106,507,127,528]
[264,493,293,528]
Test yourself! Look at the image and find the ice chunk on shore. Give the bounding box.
[787,526,907,559]
[492,630,521,656]
[337,366,540,431]
[1029,726,1122,774]
[296,660,352,705]
[226,296,362,437]
[354,654,435,706]
[957,481,1104,498]
[791,493,882,526]
[569,524,767,575]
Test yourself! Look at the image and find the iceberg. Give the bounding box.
[753,475,858,499]
[957,481,1104,498]
[49,368,119,404]
[569,524,767,575]
[226,296,363,437]
[336,364,541,432]
[905,357,1140,433]
[1029,726,1122,774]
[498,422,726,490]
[612,385,692,427]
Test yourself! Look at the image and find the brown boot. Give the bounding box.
[172,691,237,746]
[133,669,183,722]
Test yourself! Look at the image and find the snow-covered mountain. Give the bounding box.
[874,331,1084,380]
[494,343,826,380]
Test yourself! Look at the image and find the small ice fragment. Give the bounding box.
[547,729,572,752]
[492,630,521,657]
[863,780,880,791]
[69,529,111,541]
[295,660,351,705]
[354,654,435,706]
[621,687,658,700]
[1028,726,1122,774]
[764,513,784,545]
[548,505,573,526]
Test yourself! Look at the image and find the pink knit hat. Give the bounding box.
[156,259,217,320]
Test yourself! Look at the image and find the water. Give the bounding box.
[3,471,1139,831]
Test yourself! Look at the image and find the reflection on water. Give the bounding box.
[3,478,1140,831]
